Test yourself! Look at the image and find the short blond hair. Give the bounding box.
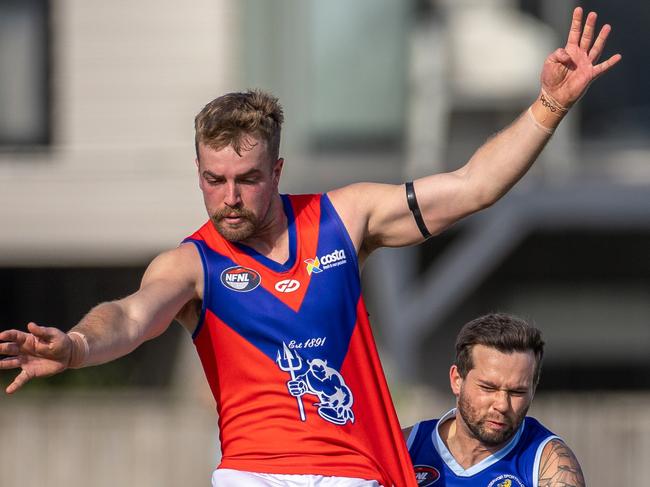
[194,89,284,162]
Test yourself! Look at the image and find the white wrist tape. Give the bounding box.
[527,107,555,135]
[67,331,90,369]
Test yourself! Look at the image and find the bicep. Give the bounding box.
[330,171,475,254]
[538,439,585,487]
[120,244,202,340]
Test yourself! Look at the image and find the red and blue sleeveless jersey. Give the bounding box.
[183,193,416,487]
[406,409,559,486]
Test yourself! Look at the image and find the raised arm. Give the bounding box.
[329,7,621,259]
[0,243,202,394]
[538,439,585,487]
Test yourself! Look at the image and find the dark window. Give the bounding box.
[520,0,650,145]
[0,0,50,147]
[578,0,650,143]
[0,266,183,390]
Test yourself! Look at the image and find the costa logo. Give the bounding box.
[304,257,323,275]
[414,465,440,486]
[220,266,261,292]
[304,248,347,275]
[275,279,301,293]
[320,249,346,265]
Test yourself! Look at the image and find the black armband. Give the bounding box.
[405,181,432,239]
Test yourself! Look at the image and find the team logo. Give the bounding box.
[413,465,440,486]
[275,279,301,293]
[487,474,525,487]
[220,266,261,292]
[304,249,347,275]
[276,342,354,425]
[304,257,323,275]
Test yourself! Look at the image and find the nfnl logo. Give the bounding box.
[220,266,261,292]
[414,465,440,486]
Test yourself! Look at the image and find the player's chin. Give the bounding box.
[215,220,256,242]
[479,422,515,445]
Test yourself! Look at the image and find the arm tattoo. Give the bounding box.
[538,440,585,487]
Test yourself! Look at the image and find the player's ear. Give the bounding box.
[195,142,203,172]
[450,365,463,396]
[195,157,205,191]
[272,158,284,187]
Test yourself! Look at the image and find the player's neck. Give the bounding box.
[440,416,508,470]
[239,193,289,263]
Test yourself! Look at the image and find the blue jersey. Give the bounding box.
[407,409,559,487]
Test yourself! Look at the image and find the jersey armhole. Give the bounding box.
[532,435,561,487]
[321,193,360,272]
[406,422,421,451]
[181,238,209,339]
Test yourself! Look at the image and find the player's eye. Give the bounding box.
[238,177,259,185]
[205,176,224,185]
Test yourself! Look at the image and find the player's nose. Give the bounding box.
[223,182,241,207]
[492,390,510,413]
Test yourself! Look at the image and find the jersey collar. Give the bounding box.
[433,408,526,477]
[233,194,297,272]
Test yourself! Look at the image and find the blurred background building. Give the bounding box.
[1,0,648,485]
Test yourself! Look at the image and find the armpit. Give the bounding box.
[175,299,202,333]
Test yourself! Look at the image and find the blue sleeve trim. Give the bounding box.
[532,435,561,487]
[181,238,208,340]
[407,421,421,451]
[321,193,360,276]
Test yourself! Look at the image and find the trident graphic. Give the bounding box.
[276,342,306,421]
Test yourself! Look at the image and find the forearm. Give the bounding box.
[350,7,619,251]
[68,301,147,368]
[463,91,566,208]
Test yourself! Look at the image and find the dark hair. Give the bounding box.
[194,89,284,162]
[455,313,545,386]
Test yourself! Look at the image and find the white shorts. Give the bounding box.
[211,469,383,487]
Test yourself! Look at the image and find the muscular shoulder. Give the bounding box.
[139,244,204,306]
[140,244,204,333]
[327,182,403,260]
[143,243,202,283]
[538,439,585,487]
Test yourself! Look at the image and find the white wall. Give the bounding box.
[2,388,649,486]
[0,0,241,265]
[0,390,219,486]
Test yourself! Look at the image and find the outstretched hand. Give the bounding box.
[0,322,72,394]
[541,7,622,108]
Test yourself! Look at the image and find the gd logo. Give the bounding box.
[275,279,301,293]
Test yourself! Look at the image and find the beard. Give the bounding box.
[211,206,259,242]
[457,388,529,447]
